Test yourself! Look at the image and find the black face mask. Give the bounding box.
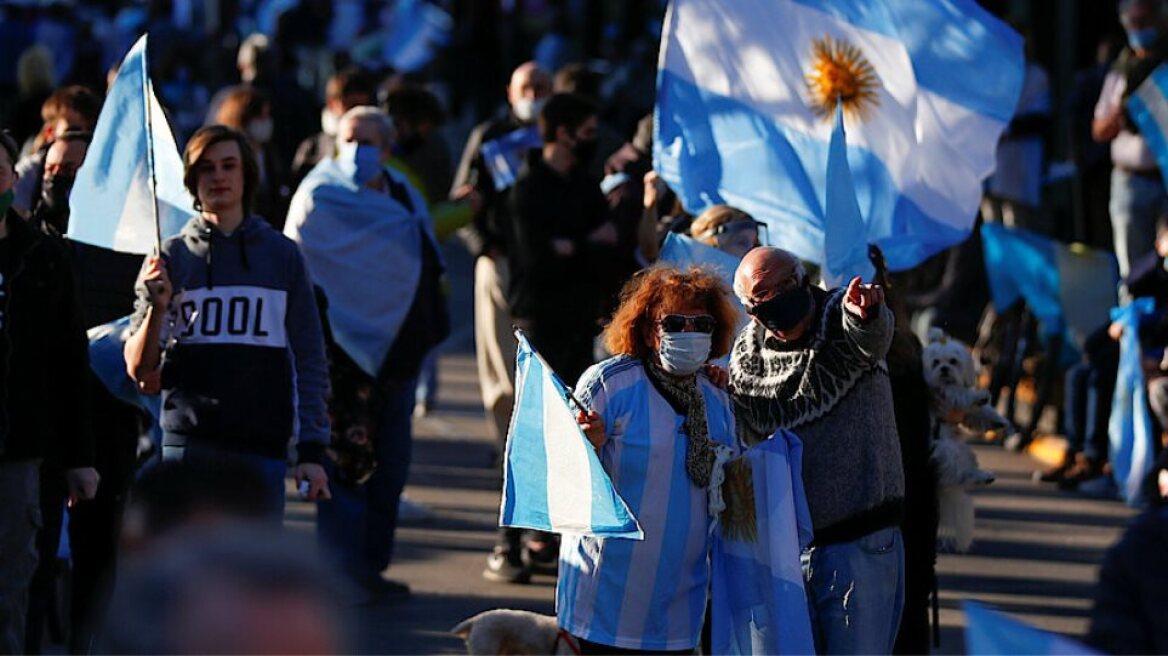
[572,137,598,164]
[748,281,814,333]
[41,174,75,212]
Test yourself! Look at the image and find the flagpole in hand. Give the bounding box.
[142,35,162,257]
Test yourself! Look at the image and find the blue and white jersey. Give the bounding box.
[557,356,737,651]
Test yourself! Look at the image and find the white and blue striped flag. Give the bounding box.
[964,601,1097,655]
[655,0,1024,272]
[67,35,195,255]
[500,331,643,540]
[1128,64,1168,191]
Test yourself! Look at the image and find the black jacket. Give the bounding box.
[452,109,529,258]
[0,210,91,467]
[1086,504,1168,654]
[507,152,609,324]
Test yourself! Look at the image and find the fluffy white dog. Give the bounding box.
[452,609,577,655]
[922,329,1005,552]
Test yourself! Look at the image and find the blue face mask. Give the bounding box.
[657,331,712,376]
[336,142,383,186]
[1128,27,1159,50]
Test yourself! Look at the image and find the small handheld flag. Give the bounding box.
[499,331,643,539]
[67,35,195,255]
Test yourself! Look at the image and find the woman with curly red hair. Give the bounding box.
[558,264,740,654]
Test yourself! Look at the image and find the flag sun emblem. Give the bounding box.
[805,36,881,121]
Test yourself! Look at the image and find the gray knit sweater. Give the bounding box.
[729,287,904,544]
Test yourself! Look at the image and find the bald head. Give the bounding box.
[734,247,804,305]
[508,62,552,113]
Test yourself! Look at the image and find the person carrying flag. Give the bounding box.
[124,125,331,514]
[559,265,740,654]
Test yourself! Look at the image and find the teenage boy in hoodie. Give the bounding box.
[124,125,331,513]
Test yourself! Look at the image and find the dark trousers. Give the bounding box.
[1065,354,1118,463]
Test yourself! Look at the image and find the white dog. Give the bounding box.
[452,609,577,655]
[922,328,1005,552]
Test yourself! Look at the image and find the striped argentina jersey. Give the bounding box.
[557,356,737,651]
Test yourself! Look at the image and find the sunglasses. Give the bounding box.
[656,314,716,334]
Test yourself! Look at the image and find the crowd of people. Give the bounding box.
[1,0,1168,654]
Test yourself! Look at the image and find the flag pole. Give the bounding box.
[141,35,162,256]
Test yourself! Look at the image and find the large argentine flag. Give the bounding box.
[655,0,1024,271]
[67,35,195,254]
[500,331,643,539]
[1128,64,1168,191]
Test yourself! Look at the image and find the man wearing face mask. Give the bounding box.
[452,62,553,467]
[291,67,377,190]
[484,93,617,583]
[285,107,449,602]
[1094,0,1168,279]
[729,247,905,655]
[31,129,90,235]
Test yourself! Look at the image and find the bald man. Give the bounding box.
[729,247,905,655]
[451,61,555,584]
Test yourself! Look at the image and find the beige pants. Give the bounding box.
[474,256,516,442]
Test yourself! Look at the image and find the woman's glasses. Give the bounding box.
[656,314,716,334]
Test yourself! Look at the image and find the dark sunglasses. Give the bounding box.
[656,314,716,334]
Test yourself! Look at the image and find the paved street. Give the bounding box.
[286,243,1139,654]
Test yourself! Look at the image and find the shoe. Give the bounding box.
[1057,454,1105,490]
[1036,453,1075,483]
[522,539,559,576]
[483,548,530,583]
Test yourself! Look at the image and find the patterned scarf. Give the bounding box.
[645,361,718,488]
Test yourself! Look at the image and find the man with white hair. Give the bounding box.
[1094,0,1168,279]
[452,62,553,471]
[285,107,448,602]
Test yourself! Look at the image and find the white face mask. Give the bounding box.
[512,96,547,123]
[657,332,712,376]
[247,117,274,144]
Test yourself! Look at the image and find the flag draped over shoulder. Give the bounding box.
[1109,298,1158,507]
[655,0,1024,272]
[1127,64,1168,191]
[964,601,1098,655]
[284,161,430,378]
[67,35,195,254]
[711,430,815,655]
[981,223,1119,352]
[500,332,643,539]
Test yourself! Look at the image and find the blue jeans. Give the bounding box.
[1109,168,1166,279]
[316,377,416,584]
[802,527,905,655]
[1064,362,1115,462]
[160,440,289,517]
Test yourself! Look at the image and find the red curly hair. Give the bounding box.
[603,265,739,360]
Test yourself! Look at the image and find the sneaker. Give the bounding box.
[1057,454,1105,490]
[1036,454,1074,483]
[483,548,530,584]
[522,539,559,576]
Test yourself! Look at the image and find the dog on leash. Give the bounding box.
[452,610,577,655]
[922,328,1005,552]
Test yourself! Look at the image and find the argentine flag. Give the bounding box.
[964,601,1097,655]
[67,35,195,254]
[1109,298,1158,507]
[655,0,1024,272]
[1128,63,1168,192]
[500,332,643,540]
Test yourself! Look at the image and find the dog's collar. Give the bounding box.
[553,628,582,656]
